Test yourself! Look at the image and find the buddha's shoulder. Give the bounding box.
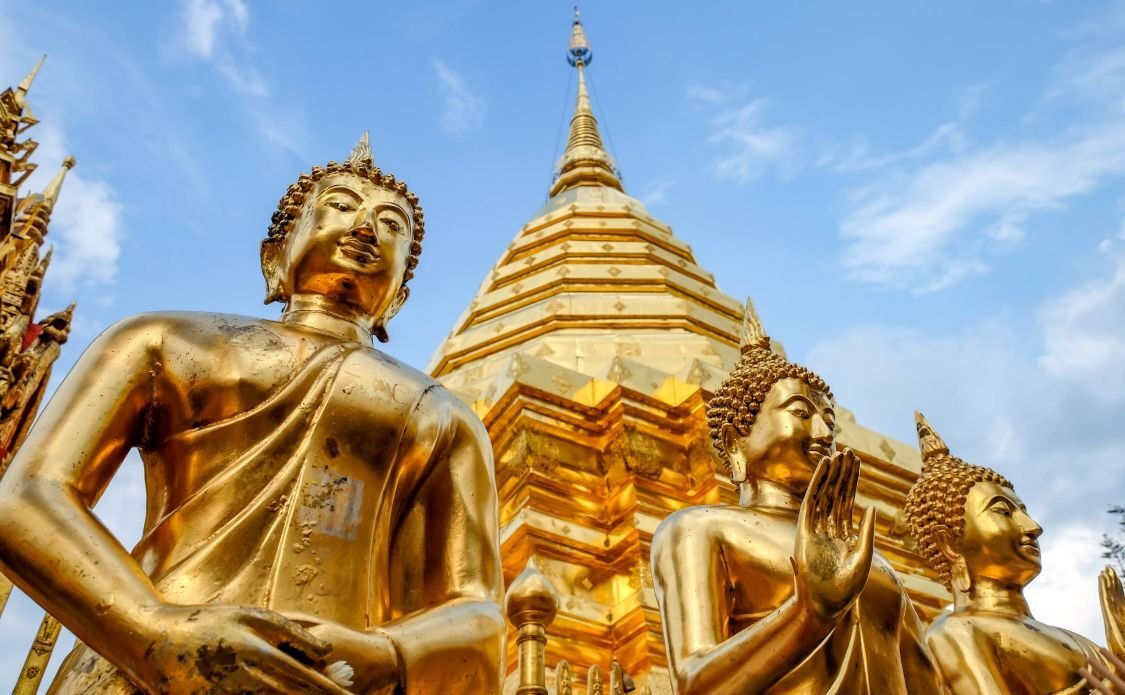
[93,311,282,345]
[352,349,482,427]
[653,504,766,550]
[925,611,998,645]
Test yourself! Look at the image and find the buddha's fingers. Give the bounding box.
[800,455,830,537]
[1087,655,1125,692]
[238,607,331,664]
[1101,646,1125,683]
[837,450,860,540]
[820,452,845,536]
[248,659,355,695]
[856,506,877,571]
[1079,667,1114,695]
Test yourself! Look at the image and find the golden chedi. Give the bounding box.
[0,135,504,694]
[649,300,944,694]
[905,412,1125,694]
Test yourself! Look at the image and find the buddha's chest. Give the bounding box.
[971,618,1089,692]
[723,517,904,634]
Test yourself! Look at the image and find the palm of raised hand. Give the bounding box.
[1101,567,1125,659]
[793,449,877,623]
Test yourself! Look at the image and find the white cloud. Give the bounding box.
[1040,245,1125,397]
[433,60,486,135]
[687,84,799,184]
[182,0,248,59]
[640,179,676,206]
[1026,523,1108,641]
[819,121,966,174]
[21,124,123,293]
[180,0,270,98]
[839,121,1125,291]
[177,0,308,156]
[836,37,1125,292]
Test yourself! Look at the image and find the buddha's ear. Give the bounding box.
[260,238,287,305]
[372,285,409,343]
[721,424,748,483]
[934,525,960,561]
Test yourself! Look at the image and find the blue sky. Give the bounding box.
[3,0,1125,684]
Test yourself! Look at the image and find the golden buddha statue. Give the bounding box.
[650,300,943,694]
[905,411,1125,694]
[0,134,505,694]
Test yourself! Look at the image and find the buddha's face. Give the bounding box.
[959,481,1042,588]
[725,377,835,491]
[273,173,413,321]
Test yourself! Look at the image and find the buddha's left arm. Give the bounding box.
[380,388,505,695]
[898,585,947,693]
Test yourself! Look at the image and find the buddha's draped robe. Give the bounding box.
[48,338,502,694]
[927,611,1119,694]
[653,506,945,695]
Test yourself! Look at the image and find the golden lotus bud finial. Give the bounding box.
[505,557,560,627]
[914,411,950,464]
[739,297,770,353]
[346,131,375,168]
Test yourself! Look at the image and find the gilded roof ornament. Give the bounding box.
[15,55,45,104]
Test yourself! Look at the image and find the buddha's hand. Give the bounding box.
[137,604,354,694]
[1100,567,1125,658]
[792,448,877,624]
[282,611,400,694]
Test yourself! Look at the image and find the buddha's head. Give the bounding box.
[707,299,835,491]
[261,133,425,342]
[905,412,1042,595]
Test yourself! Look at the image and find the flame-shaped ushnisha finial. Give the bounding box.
[914,411,951,464]
[346,131,375,168]
[739,297,770,354]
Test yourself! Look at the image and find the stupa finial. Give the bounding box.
[550,11,623,197]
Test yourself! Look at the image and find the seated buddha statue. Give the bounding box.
[905,411,1124,694]
[650,300,944,694]
[0,135,505,694]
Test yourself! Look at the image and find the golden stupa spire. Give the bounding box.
[16,156,75,242]
[15,55,46,104]
[549,8,623,197]
[41,156,76,208]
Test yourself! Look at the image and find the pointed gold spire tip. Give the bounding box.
[915,411,950,462]
[17,55,46,98]
[42,156,76,208]
[550,11,624,197]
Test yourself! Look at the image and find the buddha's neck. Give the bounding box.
[282,294,374,345]
[955,576,1032,617]
[738,478,803,512]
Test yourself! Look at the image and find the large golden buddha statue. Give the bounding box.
[650,301,943,694]
[0,135,505,694]
[905,411,1125,694]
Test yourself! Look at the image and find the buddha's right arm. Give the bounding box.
[650,514,835,695]
[0,315,166,665]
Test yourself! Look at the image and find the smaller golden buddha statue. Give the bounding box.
[650,300,943,694]
[905,411,1125,694]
